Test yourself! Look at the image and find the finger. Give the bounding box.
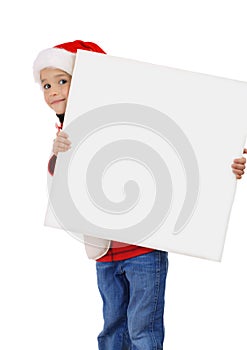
[231,163,246,170]
[54,143,71,151]
[58,147,71,152]
[233,157,246,164]
[233,173,243,179]
[56,134,71,143]
[56,130,70,139]
[232,168,245,176]
[54,145,71,153]
[58,131,69,138]
[244,148,247,154]
[56,138,71,146]
[54,139,71,148]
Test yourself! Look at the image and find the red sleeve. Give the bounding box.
[48,154,57,176]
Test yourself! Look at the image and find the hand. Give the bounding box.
[53,131,71,156]
[231,148,247,179]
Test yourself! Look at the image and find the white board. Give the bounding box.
[45,50,247,261]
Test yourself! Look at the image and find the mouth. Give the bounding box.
[51,98,65,105]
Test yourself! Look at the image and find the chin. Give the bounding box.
[53,108,65,114]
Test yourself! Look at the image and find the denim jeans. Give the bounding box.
[96,250,168,350]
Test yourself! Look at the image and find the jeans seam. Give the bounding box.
[149,251,161,350]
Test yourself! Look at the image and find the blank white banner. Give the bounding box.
[45,50,247,261]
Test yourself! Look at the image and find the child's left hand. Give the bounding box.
[232,148,247,179]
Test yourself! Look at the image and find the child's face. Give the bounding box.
[40,68,72,115]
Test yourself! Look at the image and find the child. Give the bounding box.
[33,40,246,350]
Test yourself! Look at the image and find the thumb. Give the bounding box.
[243,148,247,154]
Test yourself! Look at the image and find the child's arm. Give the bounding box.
[48,131,71,176]
[232,148,247,179]
[47,138,246,179]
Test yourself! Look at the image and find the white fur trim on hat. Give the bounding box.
[33,47,75,83]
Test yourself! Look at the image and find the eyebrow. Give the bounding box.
[41,74,69,83]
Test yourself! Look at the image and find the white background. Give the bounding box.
[1,0,247,349]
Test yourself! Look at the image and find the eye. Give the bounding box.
[43,83,51,90]
[59,79,67,85]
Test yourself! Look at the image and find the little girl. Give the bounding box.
[33,40,246,350]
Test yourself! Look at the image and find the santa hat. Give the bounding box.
[33,40,106,83]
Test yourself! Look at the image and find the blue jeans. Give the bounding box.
[96,250,169,350]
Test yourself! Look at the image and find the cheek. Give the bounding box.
[43,92,50,106]
[63,84,71,98]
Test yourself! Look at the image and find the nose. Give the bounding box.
[49,86,59,96]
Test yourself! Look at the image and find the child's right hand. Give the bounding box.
[53,131,71,156]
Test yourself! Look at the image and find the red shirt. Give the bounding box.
[97,241,154,262]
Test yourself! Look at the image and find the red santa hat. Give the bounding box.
[33,40,106,83]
